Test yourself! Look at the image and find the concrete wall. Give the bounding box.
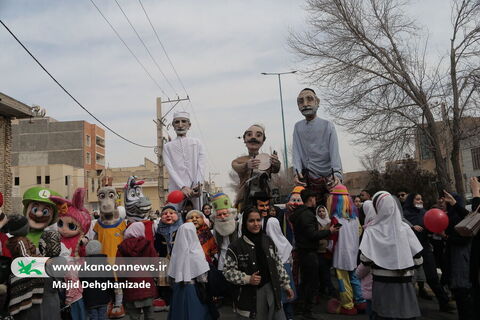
[12,118,84,168]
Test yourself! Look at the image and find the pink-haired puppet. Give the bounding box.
[50,188,91,257]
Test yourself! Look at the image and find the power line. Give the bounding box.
[0,19,156,149]
[113,0,179,97]
[89,0,170,99]
[137,0,189,96]
[134,1,218,171]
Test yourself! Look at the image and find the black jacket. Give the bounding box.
[79,254,114,308]
[403,194,428,246]
[226,235,283,316]
[289,205,331,251]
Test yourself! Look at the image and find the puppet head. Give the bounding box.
[297,88,320,118]
[22,187,62,231]
[124,176,152,222]
[3,214,29,237]
[38,230,61,257]
[50,188,92,239]
[326,184,357,220]
[243,124,266,155]
[253,191,271,217]
[211,193,237,236]
[160,206,179,225]
[97,186,119,222]
[172,111,191,137]
[286,186,305,212]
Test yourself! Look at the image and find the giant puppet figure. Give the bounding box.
[293,88,343,203]
[163,111,206,210]
[231,124,280,209]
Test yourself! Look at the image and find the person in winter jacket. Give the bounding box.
[116,222,158,320]
[224,207,294,319]
[403,193,454,312]
[80,240,114,320]
[289,189,338,319]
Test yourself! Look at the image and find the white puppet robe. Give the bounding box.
[163,136,206,210]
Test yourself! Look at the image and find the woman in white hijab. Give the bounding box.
[167,222,215,320]
[359,192,423,319]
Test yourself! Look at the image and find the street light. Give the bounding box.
[261,70,297,171]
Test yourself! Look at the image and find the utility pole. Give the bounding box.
[155,96,189,205]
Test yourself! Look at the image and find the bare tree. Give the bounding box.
[290,0,480,194]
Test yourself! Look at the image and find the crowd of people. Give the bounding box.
[0,86,478,320]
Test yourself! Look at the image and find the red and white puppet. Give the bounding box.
[50,188,91,257]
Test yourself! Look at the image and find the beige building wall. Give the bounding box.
[11,164,85,213]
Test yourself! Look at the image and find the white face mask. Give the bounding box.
[415,204,423,209]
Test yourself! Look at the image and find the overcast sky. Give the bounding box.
[0,0,454,198]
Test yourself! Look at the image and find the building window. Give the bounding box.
[86,152,91,165]
[45,176,50,184]
[65,176,69,186]
[91,178,95,192]
[86,135,91,146]
[37,176,41,184]
[14,177,20,186]
[472,147,480,170]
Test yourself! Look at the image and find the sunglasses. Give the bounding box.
[57,220,78,231]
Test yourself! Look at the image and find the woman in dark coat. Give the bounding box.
[403,193,452,312]
[442,191,474,320]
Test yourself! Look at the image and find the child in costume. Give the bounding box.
[22,187,62,248]
[50,188,92,320]
[326,184,365,315]
[95,184,127,318]
[116,222,157,320]
[38,230,62,320]
[80,240,114,320]
[3,214,44,320]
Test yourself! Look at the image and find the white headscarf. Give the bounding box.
[363,200,376,226]
[359,192,423,270]
[167,222,209,282]
[265,218,292,264]
[316,205,331,227]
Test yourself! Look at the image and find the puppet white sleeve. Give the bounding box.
[163,143,188,189]
[197,140,207,185]
[328,122,343,179]
[292,124,303,174]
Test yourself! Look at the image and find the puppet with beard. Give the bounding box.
[211,193,238,271]
[231,124,280,210]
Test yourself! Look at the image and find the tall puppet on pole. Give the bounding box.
[163,111,206,210]
[231,124,280,210]
[292,88,343,204]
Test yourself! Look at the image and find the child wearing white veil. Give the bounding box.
[167,222,215,320]
[359,192,423,319]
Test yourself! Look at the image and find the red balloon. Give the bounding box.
[167,190,184,204]
[424,208,449,233]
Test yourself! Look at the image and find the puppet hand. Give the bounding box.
[181,187,194,198]
[285,288,295,300]
[247,159,260,169]
[327,176,340,191]
[294,173,307,187]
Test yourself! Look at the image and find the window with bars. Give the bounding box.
[472,147,480,170]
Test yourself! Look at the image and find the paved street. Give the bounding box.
[143,295,457,319]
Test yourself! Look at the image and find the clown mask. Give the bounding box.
[243,125,265,154]
[161,208,179,225]
[26,201,54,230]
[57,216,81,238]
[297,89,319,117]
[287,193,303,212]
